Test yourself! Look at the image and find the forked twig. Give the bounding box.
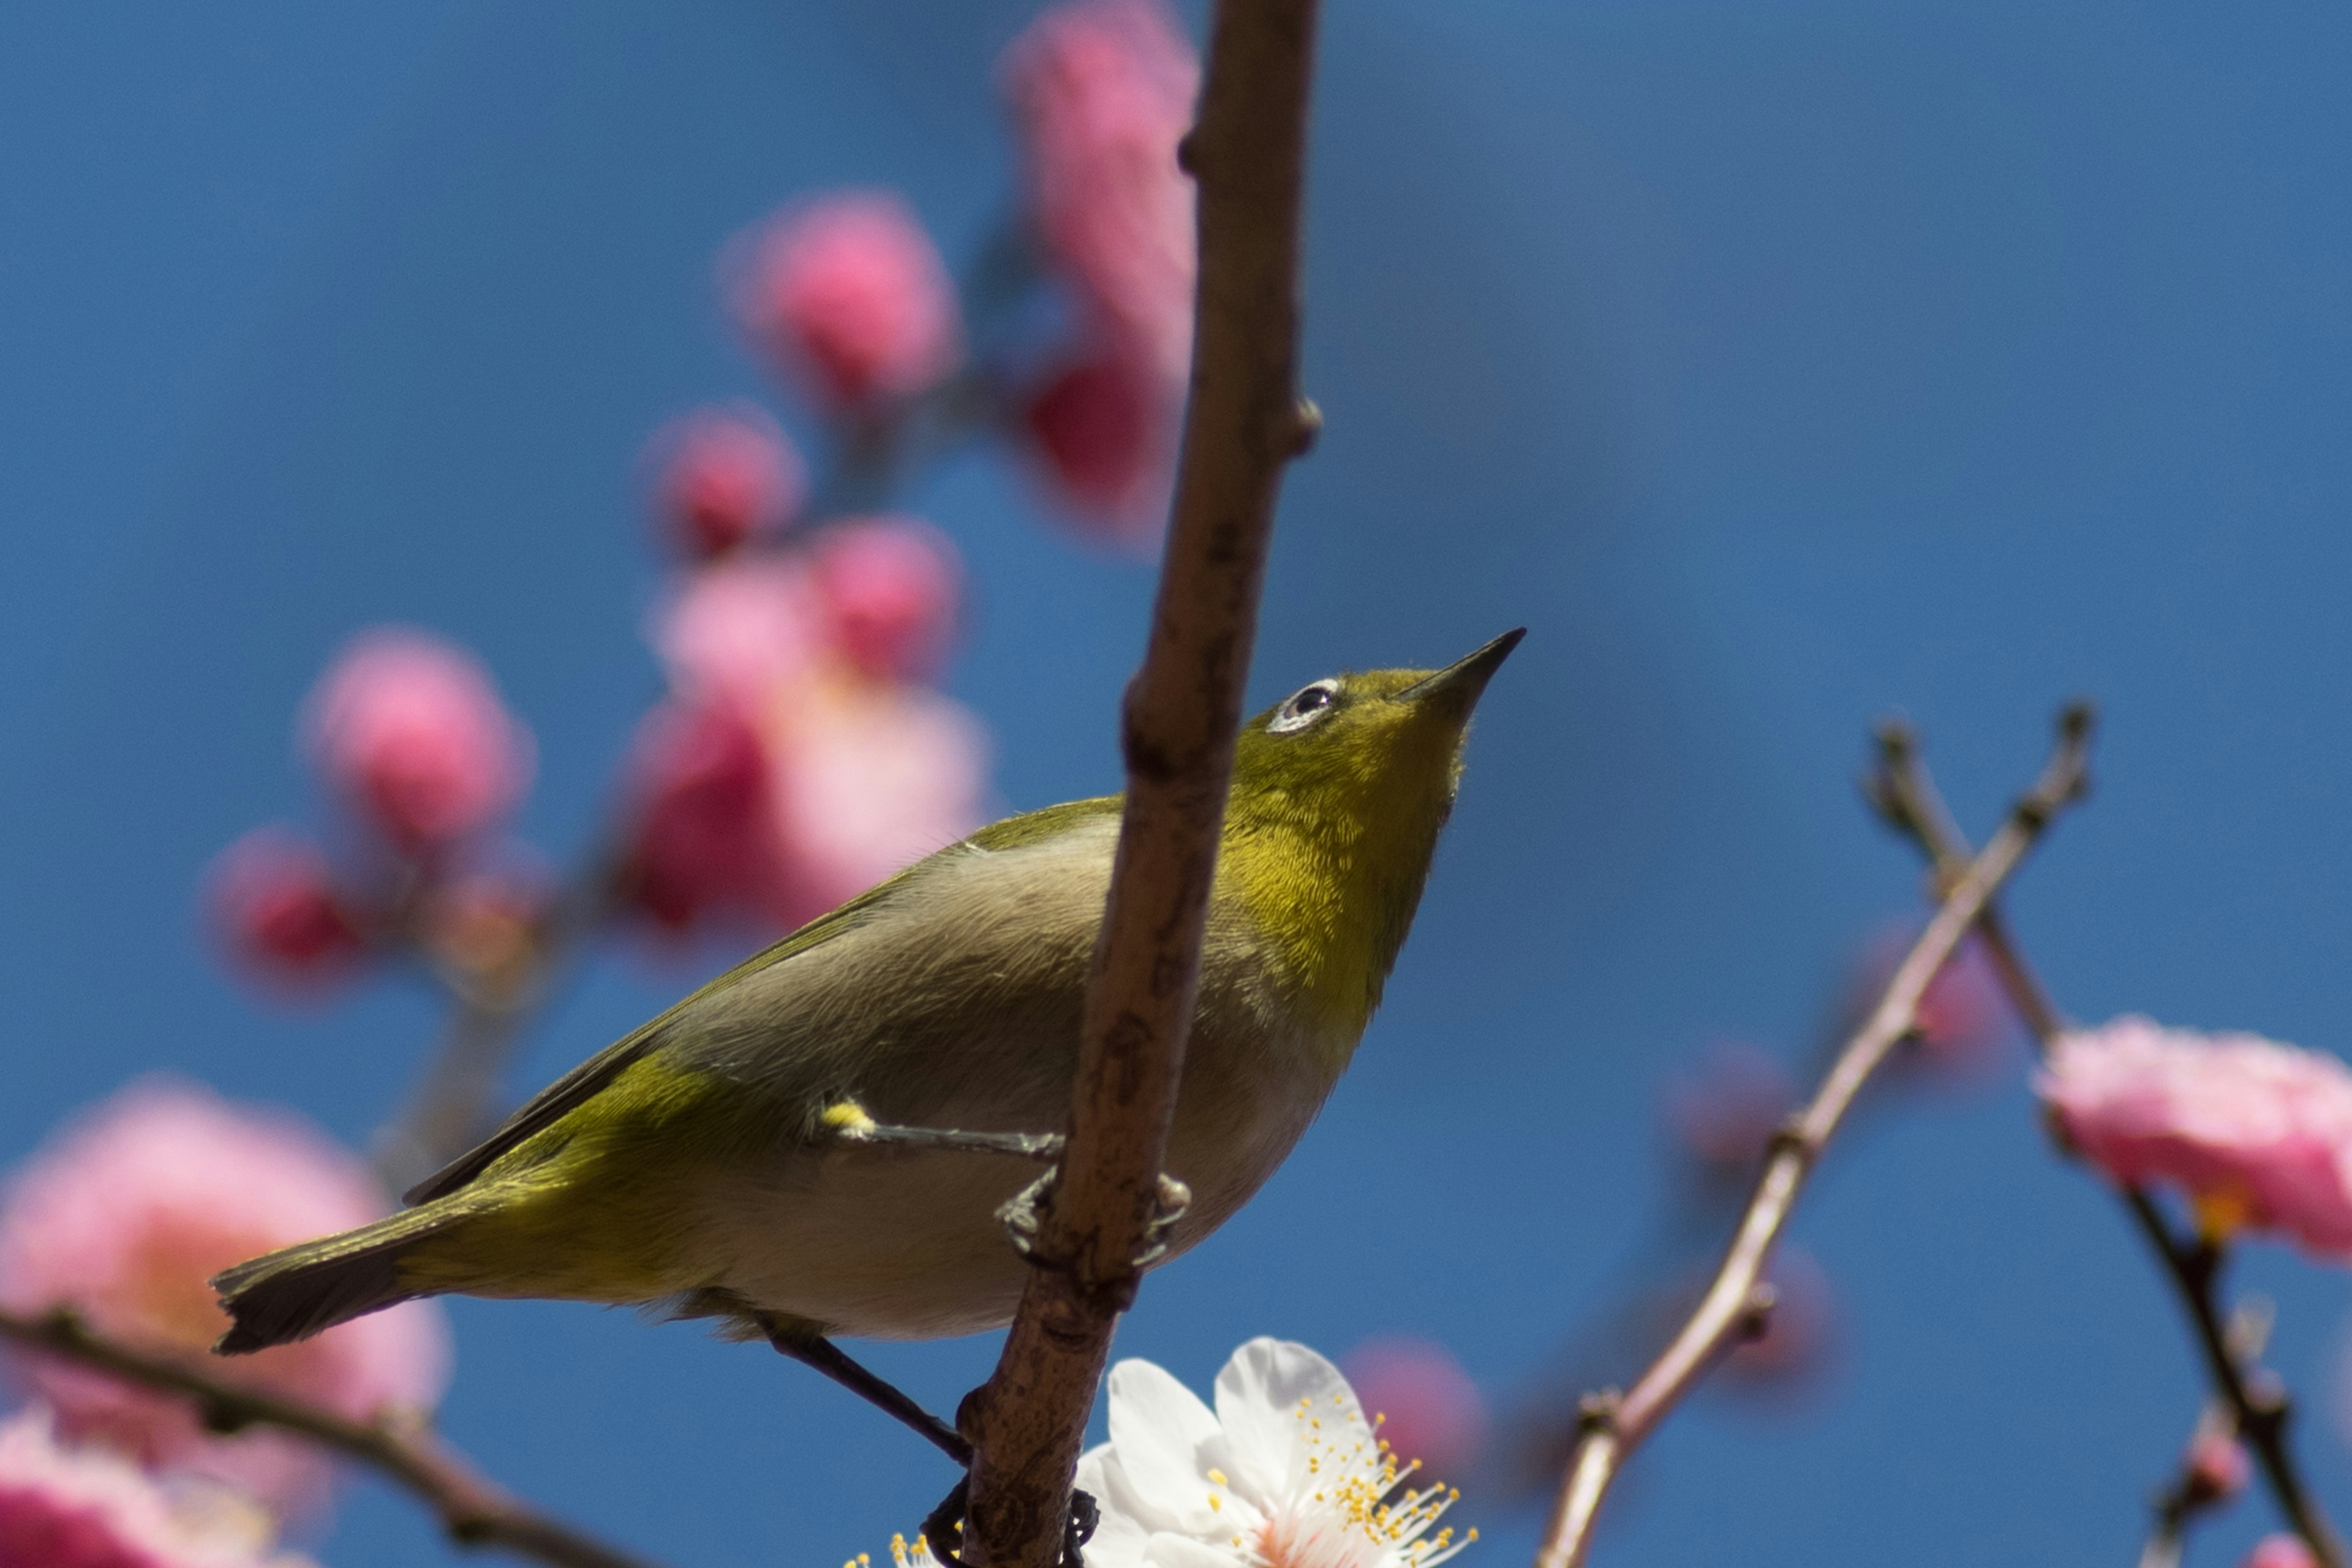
[1871,720,2348,1568]
[1532,708,2094,1568]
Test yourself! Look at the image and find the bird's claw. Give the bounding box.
[921,1476,1098,1568]
[1134,1173,1191,1267]
[996,1170,1191,1269]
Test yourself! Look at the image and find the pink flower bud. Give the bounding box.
[1720,1246,1838,1396]
[203,829,366,991]
[1022,355,1173,541]
[810,518,961,681]
[2184,1430,2251,1501]
[2244,1536,2322,1568]
[1002,0,1197,385]
[2037,1017,2352,1260]
[1340,1338,1487,1483]
[0,1408,307,1568]
[727,192,962,411]
[648,406,805,557]
[652,556,829,713]
[1665,1040,1796,1172]
[619,701,782,932]
[303,629,532,853]
[0,1082,450,1522]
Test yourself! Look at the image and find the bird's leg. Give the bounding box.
[758,1315,970,1465]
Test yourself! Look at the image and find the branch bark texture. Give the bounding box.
[956,4,1323,1566]
[1872,731,2349,1568]
[0,1308,662,1568]
[1532,709,2095,1568]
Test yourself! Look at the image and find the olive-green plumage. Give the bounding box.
[213,632,1520,1354]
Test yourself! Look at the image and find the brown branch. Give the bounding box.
[0,1307,664,1568]
[954,4,1323,1566]
[1532,708,2095,1568]
[1871,721,2350,1568]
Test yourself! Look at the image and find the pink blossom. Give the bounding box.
[1002,0,1197,385]
[2037,1017,2352,1258]
[2244,1536,2321,1568]
[1719,1246,1838,1396]
[0,1082,451,1520]
[1022,355,1174,541]
[764,680,990,926]
[303,628,532,852]
[0,1409,311,1568]
[2184,1430,2250,1501]
[1850,922,2016,1081]
[652,556,829,712]
[810,518,960,681]
[727,192,962,410]
[619,700,780,932]
[648,405,805,557]
[1338,1338,1487,1482]
[202,830,365,992]
[1664,1041,1794,1173]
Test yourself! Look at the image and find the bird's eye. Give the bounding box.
[1267,680,1339,734]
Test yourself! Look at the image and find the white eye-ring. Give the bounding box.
[1267,679,1340,734]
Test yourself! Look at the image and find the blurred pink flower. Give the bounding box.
[2184,1430,2250,1501]
[1664,1041,1795,1173]
[1340,1337,1488,1483]
[0,1408,310,1568]
[766,680,990,925]
[1719,1246,1838,1397]
[652,556,829,712]
[1002,0,1197,384]
[810,518,961,681]
[0,1082,451,1520]
[728,192,962,410]
[202,830,366,992]
[2037,1017,2352,1257]
[648,405,805,558]
[2244,1536,2321,1568]
[303,628,532,853]
[620,700,780,932]
[1850,922,2015,1080]
[1022,355,1173,540]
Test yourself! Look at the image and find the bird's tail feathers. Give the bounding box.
[211,1202,472,1354]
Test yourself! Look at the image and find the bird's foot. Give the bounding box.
[997,1168,1191,1268]
[921,1476,1098,1568]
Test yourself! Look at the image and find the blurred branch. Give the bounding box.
[0,1307,663,1568]
[1533,708,2094,1568]
[2139,1302,2272,1568]
[955,0,1324,1563]
[1872,718,2348,1568]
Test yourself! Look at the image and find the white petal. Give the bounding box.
[1103,1358,1226,1532]
[1145,1532,1251,1568]
[1214,1339,1366,1502]
[1077,1447,1155,1568]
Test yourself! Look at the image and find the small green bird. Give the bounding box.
[213,631,1518,1378]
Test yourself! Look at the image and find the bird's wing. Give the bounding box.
[399,879,899,1205]
[399,793,1125,1207]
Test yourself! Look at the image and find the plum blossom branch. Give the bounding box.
[1869,721,2350,1568]
[2138,1303,2270,1568]
[1532,706,2095,1568]
[955,1,1324,1564]
[0,1306,663,1568]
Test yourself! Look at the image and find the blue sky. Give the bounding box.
[6,2,2352,1565]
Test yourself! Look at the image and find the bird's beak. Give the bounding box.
[1400,627,1526,717]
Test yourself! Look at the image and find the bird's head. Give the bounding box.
[1223,629,1523,1035]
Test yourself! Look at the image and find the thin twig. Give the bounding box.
[955,3,1323,1564]
[1872,721,2350,1568]
[0,1307,663,1568]
[2138,1302,2271,1568]
[1533,709,2095,1568]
